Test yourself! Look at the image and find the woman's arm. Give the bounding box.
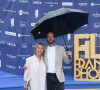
[24,59,30,90]
[24,81,27,90]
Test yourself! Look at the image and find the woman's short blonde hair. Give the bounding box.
[35,43,45,55]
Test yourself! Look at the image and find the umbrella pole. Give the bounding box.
[62,35,69,51]
[57,17,71,60]
[57,16,69,51]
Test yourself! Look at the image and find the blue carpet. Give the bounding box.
[0,71,100,90]
[0,71,24,90]
[64,76,100,89]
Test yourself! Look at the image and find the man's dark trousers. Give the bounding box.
[47,73,64,90]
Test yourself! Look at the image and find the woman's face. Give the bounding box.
[35,44,44,56]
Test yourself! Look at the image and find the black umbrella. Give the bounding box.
[30,8,89,50]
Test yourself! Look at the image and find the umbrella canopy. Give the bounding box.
[30,8,89,50]
[30,8,89,39]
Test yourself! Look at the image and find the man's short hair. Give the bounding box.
[47,31,55,37]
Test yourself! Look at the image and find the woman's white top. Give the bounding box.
[24,54,46,90]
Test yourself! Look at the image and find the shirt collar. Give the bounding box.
[34,54,43,63]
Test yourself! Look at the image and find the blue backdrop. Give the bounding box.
[0,0,100,76]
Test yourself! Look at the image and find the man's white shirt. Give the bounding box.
[47,46,56,73]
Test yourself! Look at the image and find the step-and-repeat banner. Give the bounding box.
[0,0,100,76]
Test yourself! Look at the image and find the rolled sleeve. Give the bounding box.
[24,59,31,81]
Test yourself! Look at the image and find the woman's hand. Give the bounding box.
[24,85,27,90]
[24,81,27,90]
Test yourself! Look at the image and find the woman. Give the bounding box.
[24,43,46,90]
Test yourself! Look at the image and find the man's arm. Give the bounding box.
[24,64,28,70]
[62,47,72,64]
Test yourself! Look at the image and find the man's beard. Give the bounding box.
[47,40,54,44]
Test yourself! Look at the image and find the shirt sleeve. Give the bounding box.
[63,47,72,64]
[24,59,31,81]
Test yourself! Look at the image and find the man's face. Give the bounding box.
[47,32,55,44]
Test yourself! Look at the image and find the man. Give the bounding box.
[24,31,72,90]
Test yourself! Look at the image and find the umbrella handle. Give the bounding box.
[65,47,72,60]
[65,47,69,51]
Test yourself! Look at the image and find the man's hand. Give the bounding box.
[62,66,63,70]
[66,51,72,56]
[66,51,72,60]
[24,64,28,70]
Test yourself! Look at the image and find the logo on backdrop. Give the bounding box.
[62,2,73,6]
[18,10,29,15]
[94,23,100,28]
[0,19,4,24]
[18,34,30,37]
[0,41,6,44]
[8,0,16,2]
[3,9,16,13]
[31,23,36,26]
[33,1,42,4]
[32,44,37,48]
[35,9,39,18]
[17,54,30,59]
[82,24,88,28]
[0,51,1,57]
[0,60,1,68]
[6,65,16,69]
[63,66,72,69]
[5,31,16,36]
[45,2,58,5]
[18,66,24,69]
[20,21,26,27]
[92,13,100,17]
[67,33,71,41]
[91,3,100,6]
[19,0,28,3]
[65,45,73,48]
[7,54,16,59]
[11,18,14,27]
[0,30,2,34]
[7,42,16,47]
[78,3,88,6]
[45,2,58,7]
[97,34,100,37]
[20,43,28,48]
